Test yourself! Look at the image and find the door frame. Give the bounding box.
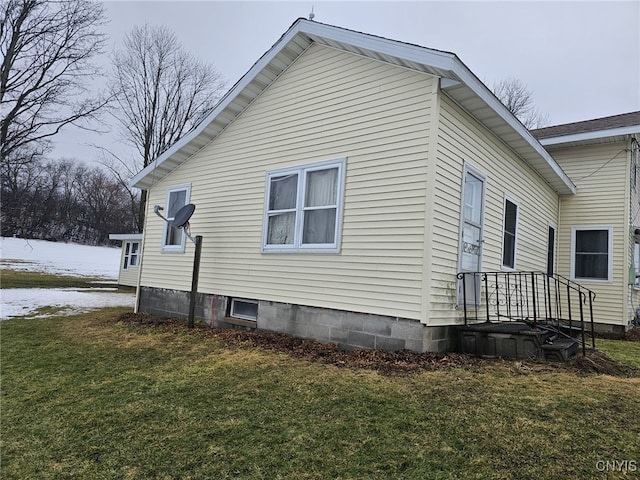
[457,162,487,307]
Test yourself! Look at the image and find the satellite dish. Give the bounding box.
[173,203,196,228]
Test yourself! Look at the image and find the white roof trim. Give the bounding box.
[109,233,143,241]
[539,125,640,146]
[442,64,575,194]
[131,18,575,195]
[130,21,310,189]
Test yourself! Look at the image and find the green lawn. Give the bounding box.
[597,338,640,369]
[2,308,639,479]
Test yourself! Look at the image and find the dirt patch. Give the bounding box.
[569,350,638,377]
[111,312,638,377]
[626,327,640,342]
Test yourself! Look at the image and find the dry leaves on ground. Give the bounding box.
[110,312,638,377]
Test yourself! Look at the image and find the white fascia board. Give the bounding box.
[538,125,640,146]
[130,19,460,191]
[130,20,310,190]
[109,233,143,241]
[299,20,458,72]
[129,18,575,196]
[447,62,576,195]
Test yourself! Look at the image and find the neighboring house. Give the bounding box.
[129,18,638,353]
[108,233,143,287]
[532,112,640,334]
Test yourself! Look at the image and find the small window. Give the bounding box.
[547,224,556,276]
[123,241,140,270]
[163,185,191,251]
[230,299,258,321]
[263,158,345,253]
[501,197,518,269]
[571,227,613,281]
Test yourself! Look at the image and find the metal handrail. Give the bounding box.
[456,271,596,355]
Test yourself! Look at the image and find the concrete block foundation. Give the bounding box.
[137,287,457,353]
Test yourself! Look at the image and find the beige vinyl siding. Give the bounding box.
[119,265,139,287]
[430,95,560,325]
[631,142,640,324]
[628,141,639,325]
[552,142,628,326]
[140,44,436,320]
[114,242,139,287]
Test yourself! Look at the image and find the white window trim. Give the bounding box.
[123,241,140,271]
[262,158,346,253]
[500,194,519,271]
[230,298,259,321]
[570,226,614,283]
[162,184,191,253]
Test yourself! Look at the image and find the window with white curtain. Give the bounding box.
[263,158,345,252]
[571,226,613,281]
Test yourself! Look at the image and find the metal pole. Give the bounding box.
[579,292,586,356]
[589,292,596,350]
[530,272,537,326]
[188,235,203,328]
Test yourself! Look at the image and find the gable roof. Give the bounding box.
[532,111,640,146]
[131,18,575,195]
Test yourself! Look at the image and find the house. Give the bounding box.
[108,233,143,287]
[129,18,638,354]
[531,112,640,334]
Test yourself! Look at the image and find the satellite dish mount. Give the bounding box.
[153,203,202,328]
[154,203,197,244]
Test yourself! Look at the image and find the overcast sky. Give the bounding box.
[53,0,640,163]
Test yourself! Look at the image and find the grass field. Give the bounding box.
[0,267,106,289]
[2,308,639,479]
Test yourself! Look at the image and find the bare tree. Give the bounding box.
[111,23,225,170]
[110,23,225,228]
[491,77,549,129]
[94,145,143,232]
[1,156,139,244]
[0,0,109,164]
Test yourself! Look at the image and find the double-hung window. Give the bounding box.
[571,226,613,281]
[263,158,345,252]
[501,196,518,269]
[123,241,140,270]
[163,185,191,252]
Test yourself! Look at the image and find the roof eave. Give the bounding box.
[109,233,143,241]
[131,18,576,196]
[441,63,576,195]
[538,125,640,146]
[131,19,312,190]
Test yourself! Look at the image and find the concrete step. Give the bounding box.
[541,338,579,362]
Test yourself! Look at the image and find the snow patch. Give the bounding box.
[1,288,135,319]
[1,237,120,279]
[1,237,135,320]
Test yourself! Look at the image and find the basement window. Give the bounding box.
[230,298,258,321]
